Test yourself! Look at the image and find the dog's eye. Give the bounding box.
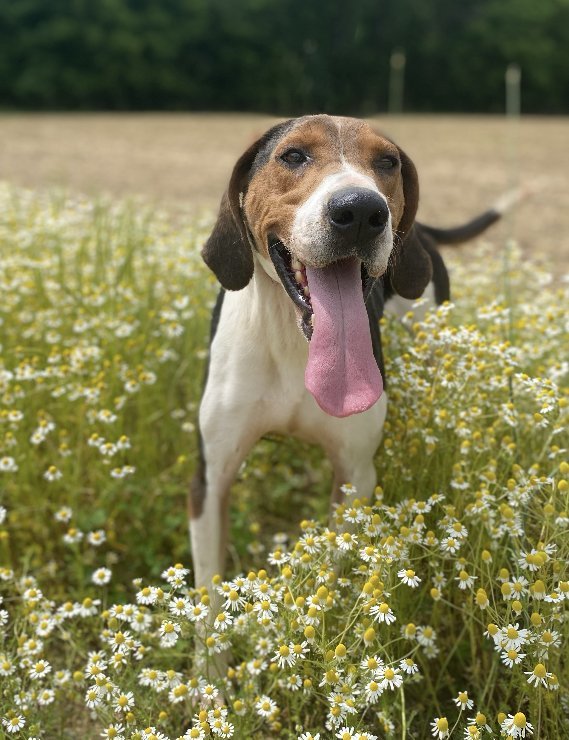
[280,149,309,167]
[375,156,399,171]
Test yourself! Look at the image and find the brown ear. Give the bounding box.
[389,146,433,299]
[201,143,258,291]
[202,120,294,291]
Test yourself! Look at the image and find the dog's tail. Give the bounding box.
[419,186,530,245]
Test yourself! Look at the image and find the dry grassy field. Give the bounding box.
[1,113,568,268]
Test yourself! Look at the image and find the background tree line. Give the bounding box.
[1,0,568,114]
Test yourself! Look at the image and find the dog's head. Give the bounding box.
[202,115,432,417]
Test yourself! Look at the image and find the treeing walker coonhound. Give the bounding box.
[190,114,518,592]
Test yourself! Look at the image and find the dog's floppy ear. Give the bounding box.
[202,120,294,291]
[201,142,259,291]
[389,146,433,299]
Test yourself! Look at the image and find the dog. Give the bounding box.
[190,114,519,592]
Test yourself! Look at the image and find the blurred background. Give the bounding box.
[0,0,568,264]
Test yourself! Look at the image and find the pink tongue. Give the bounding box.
[304,258,383,418]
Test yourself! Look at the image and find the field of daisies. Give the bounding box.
[0,183,567,740]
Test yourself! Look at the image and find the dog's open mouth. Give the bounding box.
[268,238,376,341]
[268,239,314,339]
[268,237,383,418]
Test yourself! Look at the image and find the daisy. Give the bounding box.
[369,602,396,624]
[201,684,219,702]
[398,568,421,587]
[454,691,474,710]
[224,589,246,612]
[253,599,278,622]
[518,551,540,572]
[29,659,51,679]
[255,695,277,717]
[417,625,437,647]
[524,663,551,688]
[335,728,356,740]
[456,570,477,590]
[537,629,561,652]
[114,691,135,711]
[169,596,191,617]
[431,717,449,738]
[274,644,296,669]
[501,712,534,738]
[463,725,481,739]
[187,603,209,623]
[364,678,383,702]
[284,673,302,691]
[0,456,18,472]
[499,624,530,651]
[467,712,492,733]
[54,506,73,522]
[399,658,419,675]
[338,532,358,551]
[159,620,181,647]
[440,536,461,555]
[378,666,403,691]
[37,688,55,705]
[101,724,125,740]
[213,610,233,632]
[184,728,206,740]
[360,655,384,672]
[501,649,526,668]
[2,715,26,733]
[92,567,112,585]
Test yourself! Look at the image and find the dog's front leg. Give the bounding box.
[325,392,389,511]
[189,412,259,593]
[189,400,260,680]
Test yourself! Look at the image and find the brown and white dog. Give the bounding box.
[190,114,517,592]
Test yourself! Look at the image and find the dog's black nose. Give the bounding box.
[328,187,389,240]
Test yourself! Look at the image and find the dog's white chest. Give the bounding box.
[203,277,387,452]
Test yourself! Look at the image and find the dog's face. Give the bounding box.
[203,115,431,418]
[246,116,403,283]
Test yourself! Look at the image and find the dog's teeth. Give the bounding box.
[310,315,315,327]
[291,257,302,271]
[303,286,310,297]
[295,270,305,285]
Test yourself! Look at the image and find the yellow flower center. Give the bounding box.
[533,663,547,678]
[513,712,527,728]
[437,718,449,731]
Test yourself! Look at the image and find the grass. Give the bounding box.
[0,182,567,739]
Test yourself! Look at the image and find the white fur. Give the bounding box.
[288,165,394,276]
[190,258,388,589]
